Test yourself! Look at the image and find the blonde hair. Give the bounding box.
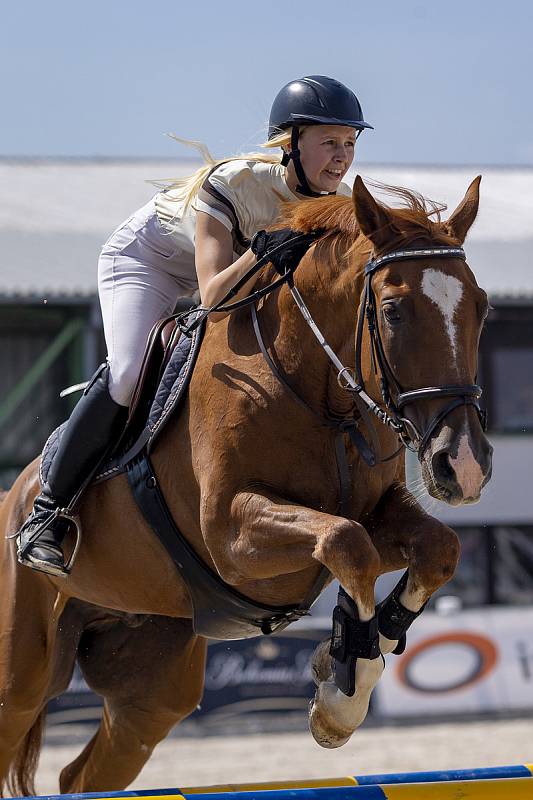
[151,130,293,215]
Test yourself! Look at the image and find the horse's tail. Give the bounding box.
[3,707,47,798]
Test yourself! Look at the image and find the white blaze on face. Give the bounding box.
[449,432,485,500]
[421,268,463,363]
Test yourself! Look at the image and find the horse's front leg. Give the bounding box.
[211,490,383,749]
[307,510,387,749]
[366,482,461,656]
[308,486,461,748]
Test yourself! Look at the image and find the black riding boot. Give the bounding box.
[17,363,128,577]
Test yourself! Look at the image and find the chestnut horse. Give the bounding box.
[0,176,492,796]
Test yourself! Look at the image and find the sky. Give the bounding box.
[1,0,532,165]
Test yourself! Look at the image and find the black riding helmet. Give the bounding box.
[268,75,373,197]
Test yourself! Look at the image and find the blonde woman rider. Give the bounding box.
[17,75,373,577]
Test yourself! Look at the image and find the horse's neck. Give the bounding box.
[267,258,366,418]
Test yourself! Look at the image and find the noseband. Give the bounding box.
[350,247,486,458]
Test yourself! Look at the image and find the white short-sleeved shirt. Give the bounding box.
[154,159,351,261]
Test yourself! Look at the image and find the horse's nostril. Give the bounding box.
[432,450,455,483]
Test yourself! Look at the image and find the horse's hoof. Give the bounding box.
[311,640,333,686]
[308,684,352,749]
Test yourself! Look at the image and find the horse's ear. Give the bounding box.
[352,175,399,248]
[444,175,481,244]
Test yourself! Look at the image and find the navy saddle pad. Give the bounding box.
[40,313,205,486]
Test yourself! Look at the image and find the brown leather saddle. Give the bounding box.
[126,314,183,438]
[120,297,200,450]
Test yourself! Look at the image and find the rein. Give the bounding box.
[178,235,486,470]
[177,232,318,336]
[280,245,485,463]
[251,302,377,518]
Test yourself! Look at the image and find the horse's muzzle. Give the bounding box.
[424,428,493,505]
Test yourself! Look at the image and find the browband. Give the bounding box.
[365,247,466,275]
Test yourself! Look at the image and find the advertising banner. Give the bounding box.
[48,628,330,726]
[48,606,533,725]
[375,606,533,716]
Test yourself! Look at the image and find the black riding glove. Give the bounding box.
[250,228,323,275]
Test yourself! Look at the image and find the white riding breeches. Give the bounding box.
[97,200,198,407]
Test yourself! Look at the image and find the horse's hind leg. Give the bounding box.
[0,560,66,796]
[60,616,206,793]
[0,466,72,798]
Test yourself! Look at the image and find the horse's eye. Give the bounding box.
[382,302,401,323]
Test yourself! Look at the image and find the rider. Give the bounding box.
[16,75,373,577]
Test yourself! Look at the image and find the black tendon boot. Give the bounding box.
[329,586,381,696]
[17,364,127,577]
[376,570,428,655]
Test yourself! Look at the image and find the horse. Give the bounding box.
[0,175,492,796]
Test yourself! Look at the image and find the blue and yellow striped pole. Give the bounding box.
[184,762,533,792]
[183,780,533,799]
[15,764,533,800]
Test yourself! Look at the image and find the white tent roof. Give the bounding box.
[1,159,531,301]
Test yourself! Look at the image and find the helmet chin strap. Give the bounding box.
[282,126,335,198]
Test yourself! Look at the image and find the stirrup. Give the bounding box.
[16,508,83,578]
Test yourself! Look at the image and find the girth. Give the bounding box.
[127,454,328,640]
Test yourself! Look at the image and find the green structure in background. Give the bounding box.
[0,317,84,431]
[0,304,100,489]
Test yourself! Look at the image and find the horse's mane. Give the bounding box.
[278,181,461,266]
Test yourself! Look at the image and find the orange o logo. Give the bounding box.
[397,632,499,693]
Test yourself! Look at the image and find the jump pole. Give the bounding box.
[14,763,533,800]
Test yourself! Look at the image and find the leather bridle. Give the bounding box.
[279,244,487,464]
[351,246,487,459]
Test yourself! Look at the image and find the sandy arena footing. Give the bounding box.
[33,718,533,795]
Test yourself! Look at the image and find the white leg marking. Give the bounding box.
[309,656,384,748]
[421,268,463,363]
[449,432,485,500]
[379,633,398,655]
[400,585,427,612]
